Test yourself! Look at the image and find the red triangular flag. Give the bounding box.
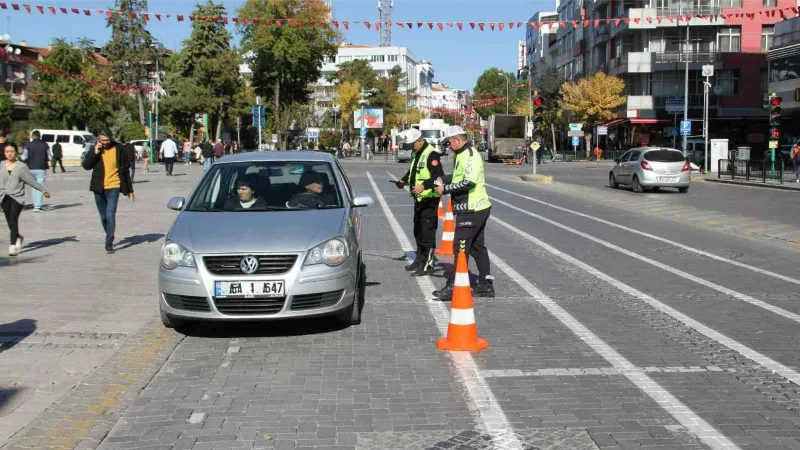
[571,20,578,28]
[333,20,339,28]
[297,19,303,27]
[0,3,7,9]
[508,22,514,29]
[633,18,640,23]
[374,21,379,30]
[11,4,18,10]
[614,18,621,26]
[365,21,371,29]
[657,17,662,24]
[155,13,161,20]
[623,18,630,24]
[106,11,112,19]
[417,22,423,28]
[517,21,523,27]
[395,21,403,27]
[231,16,237,23]
[275,19,282,26]
[479,23,485,31]
[594,19,600,27]
[469,22,475,29]
[142,13,149,21]
[437,23,443,31]
[668,16,673,22]
[58,7,66,14]
[177,14,184,21]
[71,7,78,13]
[47,6,54,14]
[343,21,348,29]
[646,17,652,23]
[498,23,504,31]
[129,12,136,18]
[447,21,453,27]
[428,22,433,29]
[604,18,610,24]
[457,22,462,30]
[83,9,89,15]
[287,18,294,25]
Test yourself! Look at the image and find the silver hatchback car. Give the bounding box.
[158,152,373,329]
[609,147,691,193]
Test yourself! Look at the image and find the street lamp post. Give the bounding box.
[502,73,511,114]
[681,1,691,157]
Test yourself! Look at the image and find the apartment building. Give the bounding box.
[526,12,560,81]
[429,82,471,113]
[540,0,790,153]
[311,44,436,117]
[0,40,48,119]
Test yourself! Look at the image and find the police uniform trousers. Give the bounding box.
[413,197,439,252]
[451,208,492,280]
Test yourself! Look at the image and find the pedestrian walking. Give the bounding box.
[394,128,444,276]
[793,141,800,183]
[123,140,137,183]
[51,140,66,173]
[432,125,494,300]
[21,130,50,212]
[214,139,225,160]
[183,140,192,165]
[1,142,51,256]
[141,143,150,173]
[160,136,178,176]
[82,129,134,254]
[200,139,214,171]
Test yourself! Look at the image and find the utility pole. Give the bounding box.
[256,95,263,151]
[681,2,690,157]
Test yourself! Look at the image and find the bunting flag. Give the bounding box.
[0,2,793,32]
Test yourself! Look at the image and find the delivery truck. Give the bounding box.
[487,114,527,162]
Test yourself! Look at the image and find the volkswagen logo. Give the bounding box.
[240,255,259,274]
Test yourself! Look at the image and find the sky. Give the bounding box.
[3,0,554,90]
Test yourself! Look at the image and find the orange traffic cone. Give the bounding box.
[436,249,489,352]
[437,197,444,221]
[435,199,454,256]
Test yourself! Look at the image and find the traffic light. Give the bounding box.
[769,94,782,141]
[532,90,544,130]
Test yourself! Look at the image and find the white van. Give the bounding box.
[30,129,97,161]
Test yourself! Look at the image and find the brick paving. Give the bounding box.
[5,159,800,449]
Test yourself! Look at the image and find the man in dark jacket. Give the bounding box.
[51,140,65,173]
[22,131,50,212]
[200,139,215,171]
[82,129,135,254]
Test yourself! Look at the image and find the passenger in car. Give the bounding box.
[224,178,267,210]
[299,171,336,206]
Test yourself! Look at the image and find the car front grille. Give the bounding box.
[203,254,298,276]
[163,293,211,312]
[213,297,286,315]
[290,290,344,311]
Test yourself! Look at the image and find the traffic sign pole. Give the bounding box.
[256,96,263,152]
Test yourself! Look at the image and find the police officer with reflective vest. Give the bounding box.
[394,128,444,276]
[433,125,494,299]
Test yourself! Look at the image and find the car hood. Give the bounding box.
[168,209,346,254]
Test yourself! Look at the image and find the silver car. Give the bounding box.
[158,152,373,329]
[609,147,691,193]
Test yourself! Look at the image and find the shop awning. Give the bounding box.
[629,118,661,124]
[600,118,627,126]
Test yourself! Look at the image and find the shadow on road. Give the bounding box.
[0,255,46,267]
[24,202,83,211]
[115,233,165,251]
[182,317,348,338]
[0,318,37,354]
[21,236,79,253]
[132,180,150,184]
[0,387,22,410]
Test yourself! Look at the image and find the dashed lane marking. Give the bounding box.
[481,366,724,377]
[367,171,525,450]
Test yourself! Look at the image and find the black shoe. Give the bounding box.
[432,282,454,301]
[411,249,435,277]
[474,279,495,298]
[405,249,422,271]
[105,243,115,254]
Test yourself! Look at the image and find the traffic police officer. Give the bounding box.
[394,128,444,276]
[433,125,494,299]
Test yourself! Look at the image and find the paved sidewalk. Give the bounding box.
[0,162,196,448]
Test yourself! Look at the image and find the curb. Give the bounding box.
[519,174,554,184]
[704,177,800,192]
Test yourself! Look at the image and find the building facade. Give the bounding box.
[536,0,791,155]
[526,12,560,81]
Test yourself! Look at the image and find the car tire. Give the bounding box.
[651,186,660,192]
[340,262,366,326]
[609,172,619,189]
[678,186,689,194]
[632,176,644,193]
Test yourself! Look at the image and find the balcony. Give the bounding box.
[611,8,657,36]
[594,23,610,44]
[656,5,720,17]
[654,51,721,64]
[610,52,654,75]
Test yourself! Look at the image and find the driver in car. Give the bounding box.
[225,178,267,210]
[286,171,335,208]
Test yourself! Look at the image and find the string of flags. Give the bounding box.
[0,2,796,32]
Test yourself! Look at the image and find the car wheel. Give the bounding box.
[632,176,644,193]
[651,186,660,192]
[609,172,619,189]
[678,186,689,194]
[340,262,366,326]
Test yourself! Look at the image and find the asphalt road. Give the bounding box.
[3,158,800,450]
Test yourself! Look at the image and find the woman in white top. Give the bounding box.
[0,142,51,256]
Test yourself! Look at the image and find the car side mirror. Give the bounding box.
[614,158,621,164]
[167,197,185,211]
[352,194,374,208]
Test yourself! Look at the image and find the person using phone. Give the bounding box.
[393,129,444,277]
[82,128,135,254]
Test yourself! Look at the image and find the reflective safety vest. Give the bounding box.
[408,144,439,201]
[451,147,490,212]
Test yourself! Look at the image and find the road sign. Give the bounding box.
[702,64,714,77]
[252,105,265,127]
[597,126,608,136]
[666,99,684,114]
[567,131,584,137]
[360,126,367,138]
[571,136,580,147]
[531,141,541,151]
[769,139,778,149]
[568,123,583,132]
[680,120,691,136]
[667,127,678,137]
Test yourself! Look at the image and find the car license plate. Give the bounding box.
[215,280,285,298]
[657,177,678,182]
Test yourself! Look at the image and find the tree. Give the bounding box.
[29,39,112,131]
[104,0,158,125]
[0,88,13,132]
[473,68,520,118]
[561,72,625,155]
[238,0,338,150]
[335,81,361,130]
[161,1,241,143]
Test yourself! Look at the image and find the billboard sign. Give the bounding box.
[354,108,385,129]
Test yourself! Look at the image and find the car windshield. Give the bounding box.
[185,161,343,212]
[421,130,441,139]
[644,150,684,162]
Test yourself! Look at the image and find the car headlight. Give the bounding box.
[161,242,196,269]
[304,238,349,267]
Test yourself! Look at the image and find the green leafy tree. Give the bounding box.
[473,68,520,118]
[238,0,338,150]
[29,39,112,130]
[0,88,13,132]
[161,1,241,144]
[104,0,159,125]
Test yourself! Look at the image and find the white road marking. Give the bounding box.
[481,366,723,378]
[367,171,524,449]
[486,183,800,286]
[488,249,740,450]
[490,215,800,386]
[490,196,800,325]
